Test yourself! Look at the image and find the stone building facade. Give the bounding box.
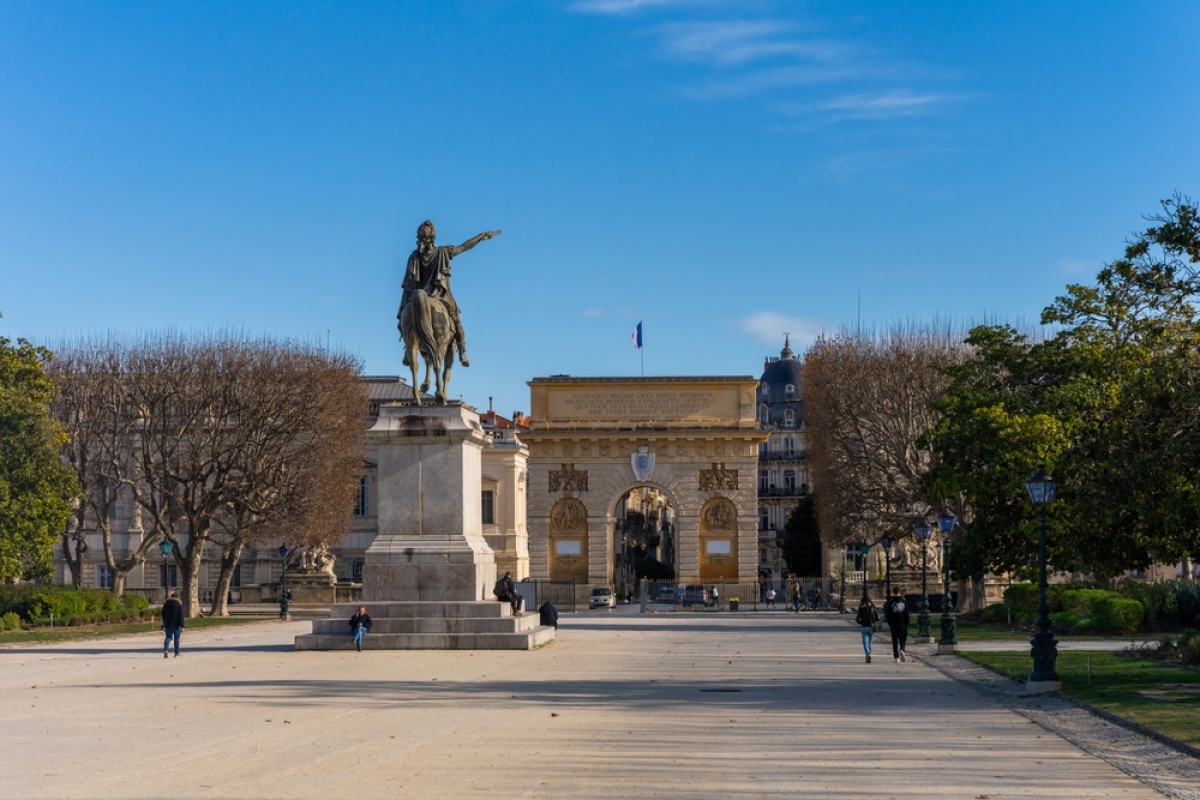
[521,376,767,595]
[755,336,812,580]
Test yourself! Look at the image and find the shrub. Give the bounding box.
[1060,589,1114,617]
[118,593,150,612]
[1003,584,1038,612]
[0,612,20,631]
[0,586,123,623]
[1117,578,1200,630]
[1101,598,1144,635]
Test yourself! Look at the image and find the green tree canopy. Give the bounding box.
[0,334,77,582]
[781,495,823,577]
[926,196,1200,580]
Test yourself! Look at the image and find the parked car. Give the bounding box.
[589,586,616,609]
[656,585,677,604]
[681,584,713,607]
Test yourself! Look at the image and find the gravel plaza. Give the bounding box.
[1,611,1188,800]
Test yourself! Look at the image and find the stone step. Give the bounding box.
[328,601,520,619]
[312,614,542,635]
[294,626,556,651]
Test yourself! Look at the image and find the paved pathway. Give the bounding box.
[0,613,1174,799]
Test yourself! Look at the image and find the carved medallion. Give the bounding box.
[698,462,739,491]
[549,463,589,493]
[701,498,737,531]
[631,444,655,482]
[550,498,588,532]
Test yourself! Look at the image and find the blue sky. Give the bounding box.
[2,1,1198,417]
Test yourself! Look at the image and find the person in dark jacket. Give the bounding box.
[538,600,558,630]
[494,571,523,615]
[886,587,910,663]
[855,594,879,663]
[161,591,185,658]
[349,606,372,652]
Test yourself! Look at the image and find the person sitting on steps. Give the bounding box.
[493,571,524,616]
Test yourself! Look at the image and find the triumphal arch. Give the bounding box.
[523,376,767,594]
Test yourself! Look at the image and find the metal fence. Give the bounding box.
[519,580,577,613]
[638,579,836,612]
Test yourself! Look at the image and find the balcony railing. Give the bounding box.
[759,451,806,461]
[757,486,808,497]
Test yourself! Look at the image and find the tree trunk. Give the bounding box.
[179,532,207,619]
[113,570,128,598]
[60,531,86,588]
[210,541,244,617]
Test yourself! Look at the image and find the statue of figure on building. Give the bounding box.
[293,544,337,576]
[397,221,500,405]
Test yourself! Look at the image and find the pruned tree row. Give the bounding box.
[49,334,366,617]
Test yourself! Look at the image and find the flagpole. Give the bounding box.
[641,346,644,377]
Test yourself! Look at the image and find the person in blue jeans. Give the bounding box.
[161,591,184,658]
[855,594,879,663]
[349,606,372,652]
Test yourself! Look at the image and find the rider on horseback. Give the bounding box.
[399,220,500,368]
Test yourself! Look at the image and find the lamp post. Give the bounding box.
[159,540,173,602]
[278,544,291,621]
[915,520,933,643]
[880,534,894,610]
[936,509,958,654]
[1025,467,1061,692]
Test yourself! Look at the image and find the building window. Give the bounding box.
[784,408,795,427]
[354,477,369,517]
[759,404,769,424]
[759,470,769,492]
[784,470,796,492]
[97,565,113,589]
[786,384,795,396]
[481,490,495,525]
[160,564,179,588]
[230,563,242,588]
[760,508,770,530]
[783,437,796,456]
[351,559,365,581]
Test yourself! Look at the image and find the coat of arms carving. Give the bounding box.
[549,463,589,493]
[698,462,738,491]
[631,444,655,482]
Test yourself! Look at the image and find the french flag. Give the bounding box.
[631,321,643,350]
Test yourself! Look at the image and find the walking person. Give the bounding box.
[711,584,719,609]
[161,591,184,659]
[886,587,910,663]
[765,586,776,609]
[855,593,879,663]
[493,571,523,616]
[791,583,802,613]
[349,606,372,652]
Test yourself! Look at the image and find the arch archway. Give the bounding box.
[611,485,677,596]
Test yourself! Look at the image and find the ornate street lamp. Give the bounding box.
[936,509,958,653]
[1024,467,1061,692]
[159,540,174,601]
[914,520,933,642]
[278,544,291,620]
[880,533,894,607]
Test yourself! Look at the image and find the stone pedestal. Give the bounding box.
[297,402,554,651]
[362,402,496,602]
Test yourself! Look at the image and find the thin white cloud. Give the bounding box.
[583,307,606,318]
[569,0,696,14]
[742,312,828,348]
[1057,259,1098,278]
[655,20,846,67]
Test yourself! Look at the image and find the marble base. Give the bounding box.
[362,535,495,602]
[295,601,555,651]
[1026,679,1062,694]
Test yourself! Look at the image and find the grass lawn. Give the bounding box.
[961,649,1200,747]
[0,616,264,646]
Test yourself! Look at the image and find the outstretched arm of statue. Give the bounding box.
[452,230,501,256]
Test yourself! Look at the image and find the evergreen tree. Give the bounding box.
[781,495,823,577]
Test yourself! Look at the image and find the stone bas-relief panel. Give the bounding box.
[549,389,734,422]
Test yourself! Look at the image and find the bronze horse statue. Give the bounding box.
[398,289,455,405]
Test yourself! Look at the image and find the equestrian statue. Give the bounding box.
[397,220,500,405]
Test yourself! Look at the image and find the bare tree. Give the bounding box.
[205,344,364,616]
[50,342,159,595]
[803,322,968,549]
[52,334,365,617]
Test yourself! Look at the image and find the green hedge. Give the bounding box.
[0,586,124,623]
[1002,583,1065,613]
[1118,579,1200,630]
[0,612,20,631]
[29,606,157,627]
